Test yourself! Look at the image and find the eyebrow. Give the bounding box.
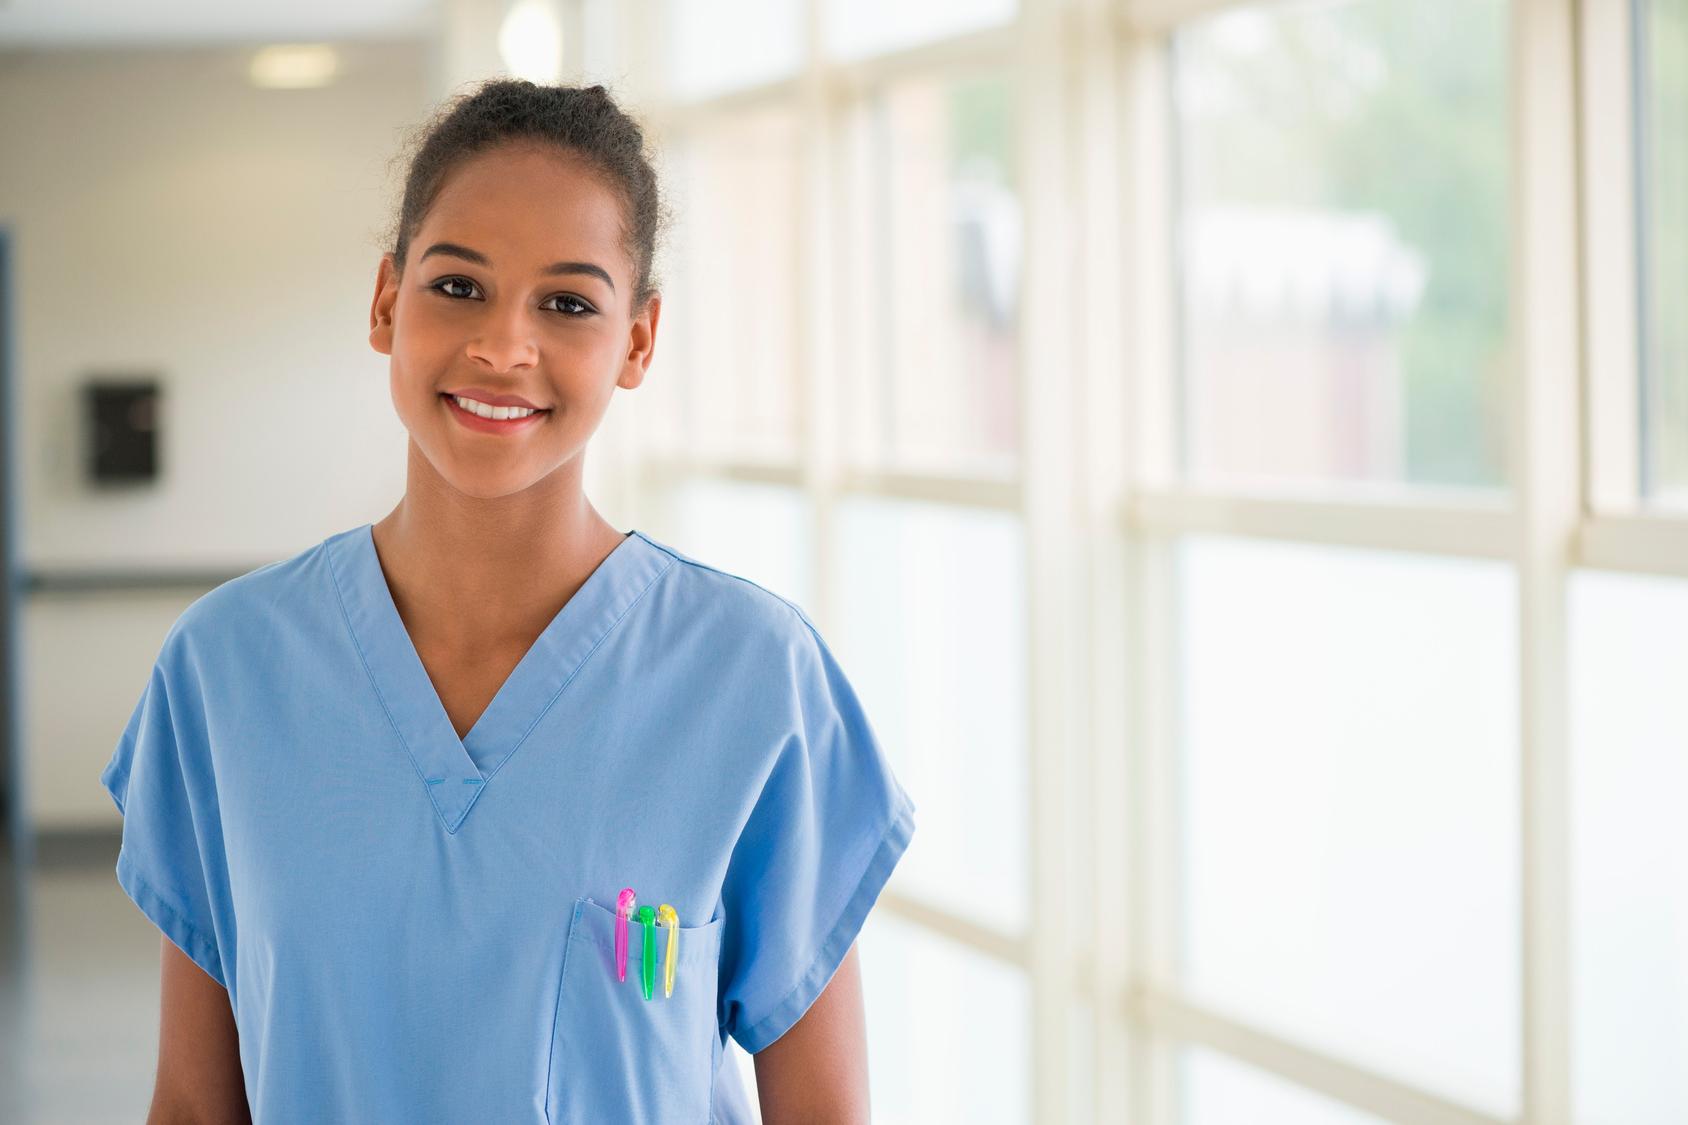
[417,241,615,293]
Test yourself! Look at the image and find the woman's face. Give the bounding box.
[368,142,658,500]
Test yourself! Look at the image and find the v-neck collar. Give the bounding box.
[325,522,675,834]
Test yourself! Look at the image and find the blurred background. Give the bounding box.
[0,0,1682,1121]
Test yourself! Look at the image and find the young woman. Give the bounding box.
[99,78,915,1123]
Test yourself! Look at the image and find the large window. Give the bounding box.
[1171,0,1510,491]
[656,104,803,464]
[619,0,1688,1121]
[639,7,1033,1118]
[841,71,1021,478]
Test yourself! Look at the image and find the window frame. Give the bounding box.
[599,0,1688,1120]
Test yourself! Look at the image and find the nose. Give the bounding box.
[464,301,539,373]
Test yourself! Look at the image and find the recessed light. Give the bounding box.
[249,44,341,90]
[499,0,563,84]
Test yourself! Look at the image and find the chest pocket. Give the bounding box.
[545,895,725,1124]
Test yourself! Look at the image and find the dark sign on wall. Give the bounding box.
[85,378,160,484]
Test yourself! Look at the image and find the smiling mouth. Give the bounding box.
[440,392,552,421]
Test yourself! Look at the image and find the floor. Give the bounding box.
[3,830,164,1124]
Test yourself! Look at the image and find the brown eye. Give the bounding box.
[545,294,595,317]
[431,277,479,299]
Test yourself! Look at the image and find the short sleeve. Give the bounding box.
[99,633,230,990]
[717,616,916,1054]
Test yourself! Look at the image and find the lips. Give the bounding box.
[441,393,551,433]
[442,391,553,413]
[442,388,548,410]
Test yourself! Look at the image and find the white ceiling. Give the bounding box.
[0,0,441,48]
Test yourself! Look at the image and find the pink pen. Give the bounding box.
[615,888,636,982]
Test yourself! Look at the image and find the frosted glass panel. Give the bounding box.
[824,0,1015,61]
[662,0,802,100]
[646,479,812,611]
[663,106,801,462]
[1177,535,1519,1116]
[1181,1046,1384,1125]
[1172,0,1510,489]
[859,910,1030,1124]
[834,497,1027,933]
[1570,570,1688,1125]
[841,73,1019,477]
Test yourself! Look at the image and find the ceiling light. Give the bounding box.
[249,44,341,90]
[499,0,563,84]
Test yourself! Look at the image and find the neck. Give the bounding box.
[368,442,625,649]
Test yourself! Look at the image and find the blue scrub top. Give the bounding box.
[98,523,916,1123]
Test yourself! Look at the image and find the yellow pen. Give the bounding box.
[656,904,679,998]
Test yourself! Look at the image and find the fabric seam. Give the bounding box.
[324,533,458,831]
[479,553,677,785]
[631,533,823,640]
[543,899,586,1125]
[116,845,224,987]
[732,792,916,1054]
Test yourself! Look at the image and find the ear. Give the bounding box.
[617,291,661,391]
[369,252,399,356]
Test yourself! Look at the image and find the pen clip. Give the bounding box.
[614,888,636,983]
[637,905,657,1001]
[656,904,679,998]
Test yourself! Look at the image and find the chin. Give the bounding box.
[443,463,554,500]
[411,436,543,498]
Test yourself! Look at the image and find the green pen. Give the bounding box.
[637,905,656,1000]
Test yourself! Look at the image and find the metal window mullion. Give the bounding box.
[876,886,1031,967]
[1123,0,1253,35]
[1139,994,1512,1125]
[1577,510,1688,578]
[1579,0,1643,513]
[1632,0,1656,500]
[604,0,663,531]
[797,0,840,634]
[1120,19,1182,1125]
[829,23,1019,93]
[1125,527,1181,1125]
[647,34,1021,129]
[1512,1,1583,1123]
[1018,0,1080,1120]
[1127,487,1517,560]
[1066,0,1135,1121]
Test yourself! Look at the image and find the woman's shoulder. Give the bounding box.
[629,530,828,656]
[159,525,352,665]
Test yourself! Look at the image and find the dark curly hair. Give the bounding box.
[382,78,667,314]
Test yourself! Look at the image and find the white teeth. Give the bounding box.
[451,395,539,420]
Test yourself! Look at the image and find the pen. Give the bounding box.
[656,904,678,998]
[615,888,636,983]
[637,905,656,1000]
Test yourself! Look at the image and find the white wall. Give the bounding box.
[0,43,435,564]
[1,37,649,830]
[0,43,434,828]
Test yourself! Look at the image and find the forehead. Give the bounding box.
[417,143,630,280]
